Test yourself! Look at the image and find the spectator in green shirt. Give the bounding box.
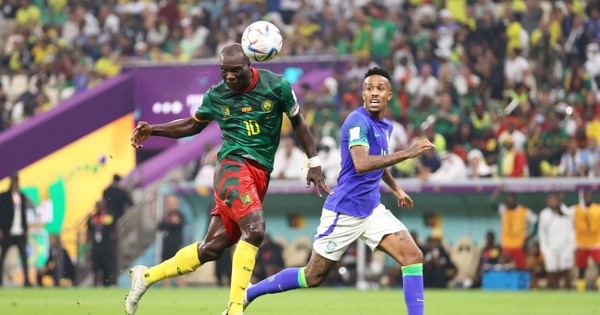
[355,3,395,65]
[434,92,460,146]
[539,118,570,166]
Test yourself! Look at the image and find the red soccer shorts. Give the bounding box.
[502,247,526,270]
[211,156,269,242]
[575,248,600,269]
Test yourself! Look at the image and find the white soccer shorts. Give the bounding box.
[543,247,575,272]
[313,204,408,261]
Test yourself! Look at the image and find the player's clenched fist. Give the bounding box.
[131,121,152,148]
[406,139,435,158]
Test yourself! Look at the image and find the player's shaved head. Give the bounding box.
[220,43,253,91]
[504,192,517,208]
[220,43,250,64]
[583,189,593,205]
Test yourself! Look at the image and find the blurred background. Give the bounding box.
[0,0,600,293]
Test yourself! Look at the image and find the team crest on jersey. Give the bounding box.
[222,106,231,120]
[325,241,337,253]
[240,193,253,207]
[261,100,273,113]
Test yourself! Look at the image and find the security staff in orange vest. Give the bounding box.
[494,192,538,270]
[571,189,600,292]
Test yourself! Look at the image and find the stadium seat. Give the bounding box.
[10,101,25,124]
[0,75,9,92]
[46,87,60,107]
[273,236,289,248]
[8,74,29,101]
[367,251,386,279]
[283,236,311,267]
[28,74,40,91]
[60,87,76,101]
[450,237,480,287]
[2,33,23,55]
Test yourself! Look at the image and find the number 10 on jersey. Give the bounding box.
[244,120,261,136]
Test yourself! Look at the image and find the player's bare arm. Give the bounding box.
[289,113,333,197]
[349,139,435,174]
[382,168,413,208]
[130,118,210,148]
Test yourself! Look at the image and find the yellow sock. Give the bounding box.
[143,242,201,286]
[576,279,586,293]
[227,240,258,314]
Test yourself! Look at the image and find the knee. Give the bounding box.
[241,222,265,246]
[305,268,327,288]
[198,241,221,262]
[403,248,424,266]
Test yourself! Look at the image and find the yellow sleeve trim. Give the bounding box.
[349,142,369,148]
[193,114,211,123]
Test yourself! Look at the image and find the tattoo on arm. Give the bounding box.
[350,146,409,174]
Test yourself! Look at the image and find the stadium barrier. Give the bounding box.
[482,271,530,291]
[118,177,599,288]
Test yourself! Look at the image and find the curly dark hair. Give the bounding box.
[364,67,392,82]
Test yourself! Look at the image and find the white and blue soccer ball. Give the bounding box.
[241,21,283,62]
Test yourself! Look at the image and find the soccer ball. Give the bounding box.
[241,21,283,62]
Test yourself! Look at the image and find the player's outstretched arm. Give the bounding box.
[350,139,435,174]
[289,113,333,197]
[131,118,210,148]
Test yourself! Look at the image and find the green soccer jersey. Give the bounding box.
[194,68,299,172]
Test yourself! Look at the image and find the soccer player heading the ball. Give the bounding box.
[125,43,332,315]
[246,67,435,315]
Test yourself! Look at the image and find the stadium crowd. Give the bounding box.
[1,0,600,180]
[4,0,600,292]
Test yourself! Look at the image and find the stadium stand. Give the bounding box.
[3,0,600,291]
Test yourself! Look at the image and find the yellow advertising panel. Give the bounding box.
[0,114,135,260]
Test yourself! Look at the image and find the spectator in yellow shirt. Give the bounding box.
[15,0,41,29]
[587,114,600,145]
[171,44,190,62]
[95,43,121,78]
[31,37,58,66]
[505,9,524,54]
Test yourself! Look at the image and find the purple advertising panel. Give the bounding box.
[0,73,135,179]
[127,122,222,188]
[129,57,351,150]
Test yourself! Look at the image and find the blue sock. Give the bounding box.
[402,263,424,315]
[246,267,308,303]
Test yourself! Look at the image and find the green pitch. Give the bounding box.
[0,288,598,315]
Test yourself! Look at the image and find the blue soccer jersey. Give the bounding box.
[323,107,393,218]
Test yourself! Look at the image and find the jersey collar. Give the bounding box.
[232,68,259,93]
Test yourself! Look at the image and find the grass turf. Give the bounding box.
[0,287,598,315]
